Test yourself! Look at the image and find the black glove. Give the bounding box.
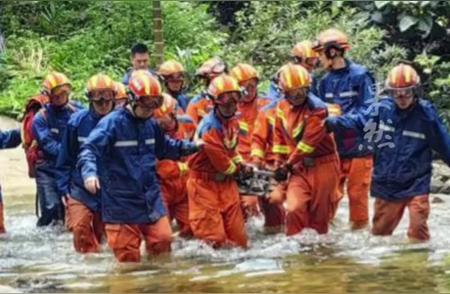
[180,140,203,156]
[274,164,291,182]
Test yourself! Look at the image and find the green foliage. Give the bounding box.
[0,1,226,117]
[223,1,406,93]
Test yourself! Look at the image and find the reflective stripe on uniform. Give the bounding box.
[251,148,265,158]
[145,139,155,145]
[292,123,304,138]
[339,91,358,98]
[232,154,243,164]
[50,128,59,134]
[77,136,87,143]
[297,141,315,153]
[379,123,395,132]
[177,162,189,174]
[403,130,426,140]
[273,144,290,154]
[114,140,138,147]
[239,121,249,133]
[224,162,237,175]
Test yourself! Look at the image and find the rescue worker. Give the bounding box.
[186,57,227,125]
[154,94,196,237]
[56,74,116,253]
[268,41,320,101]
[230,63,285,233]
[122,43,154,85]
[326,64,450,241]
[77,73,200,262]
[313,28,376,230]
[187,74,249,248]
[269,64,340,236]
[158,60,190,111]
[32,72,82,227]
[114,82,128,108]
[0,129,21,233]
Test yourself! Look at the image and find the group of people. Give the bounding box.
[1,28,449,263]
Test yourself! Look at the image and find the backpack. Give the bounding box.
[21,95,78,178]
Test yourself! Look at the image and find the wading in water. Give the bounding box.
[1,2,450,292]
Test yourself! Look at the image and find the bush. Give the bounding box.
[222,1,407,93]
[0,1,227,117]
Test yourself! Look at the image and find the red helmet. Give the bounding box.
[278,64,311,92]
[158,60,185,77]
[128,73,163,109]
[196,57,227,79]
[207,74,241,105]
[386,64,420,90]
[230,63,258,83]
[291,41,319,59]
[86,74,116,94]
[42,72,71,93]
[312,28,351,53]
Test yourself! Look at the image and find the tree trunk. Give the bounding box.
[152,0,164,67]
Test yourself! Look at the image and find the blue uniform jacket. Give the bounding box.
[327,98,450,201]
[32,103,81,173]
[318,60,375,158]
[77,107,192,224]
[0,129,21,149]
[174,92,190,112]
[56,109,104,211]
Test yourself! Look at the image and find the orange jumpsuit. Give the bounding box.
[238,98,286,232]
[186,94,213,126]
[187,111,247,248]
[273,96,340,236]
[156,115,196,237]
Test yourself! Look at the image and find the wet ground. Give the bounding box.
[1,116,450,293]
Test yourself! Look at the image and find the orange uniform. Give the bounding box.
[237,98,286,232]
[187,111,247,248]
[156,114,196,237]
[186,94,213,126]
[251,103,277,165]
[273,96,340,236]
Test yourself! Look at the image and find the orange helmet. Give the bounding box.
[128,73,162,98]
[312,28,351,53]
[386,64,420,90]
[207,74,241,104]
[278,64,311,92]
[196,57,227,78]
[114,82,128,100]
[291,41,319,59]
[158,60,185,77]
[153,93,178,119]
[86,74,116,94]
[230,63,258,83]
[42,72,71,93]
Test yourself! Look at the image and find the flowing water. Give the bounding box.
[1,116,450,293]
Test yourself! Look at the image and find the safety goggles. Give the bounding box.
[137,95,163,109]
[89,90,114,104]
[385,86,415,99]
